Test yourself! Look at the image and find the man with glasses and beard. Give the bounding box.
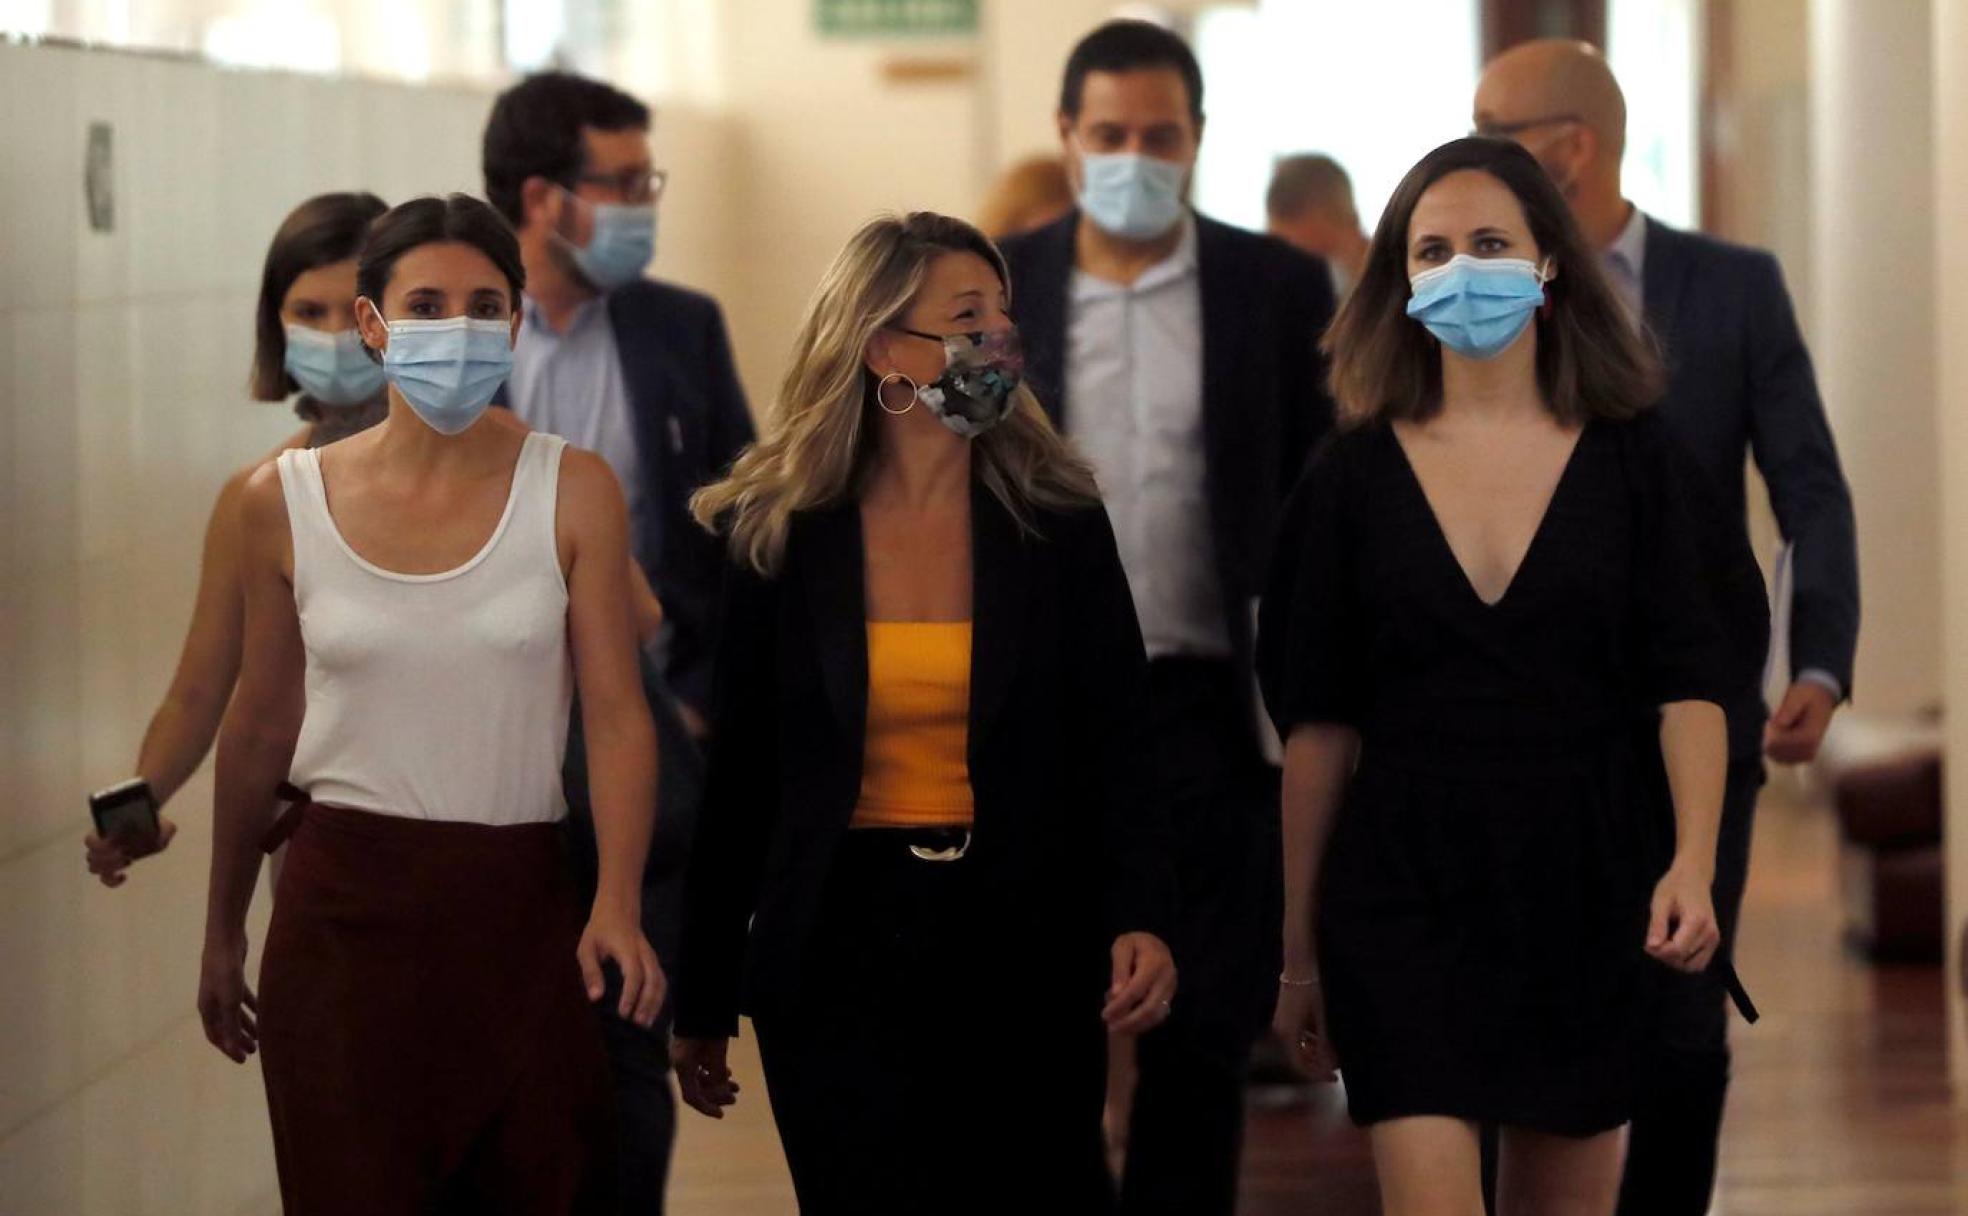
[483,70,756,1215]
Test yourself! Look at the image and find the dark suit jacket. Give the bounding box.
[1642,217,1860,752]
[998,211,1337,762]
[498,279,755,713]
[672,488,1178,1039]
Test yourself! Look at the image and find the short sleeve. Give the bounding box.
[1257,433,1365,733]
[1625,416,1742,710]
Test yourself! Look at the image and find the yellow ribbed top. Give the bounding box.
[849,622,976,829]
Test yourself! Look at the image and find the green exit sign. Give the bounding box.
[816,0,979,37]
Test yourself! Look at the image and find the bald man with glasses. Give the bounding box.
[1474,40,1860,1216]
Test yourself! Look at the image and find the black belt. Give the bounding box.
[844,826,972,862]
[1723,964,1759,1024]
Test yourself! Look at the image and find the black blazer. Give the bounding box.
[1642,218,1860,750]
[498,279,755,713]
[998,211,1337,760]
[672,487,1177,1039]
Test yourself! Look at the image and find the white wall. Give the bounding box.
[1933,0,1968,1094]
[0,42,493,1213]
[1809,0,1940,718]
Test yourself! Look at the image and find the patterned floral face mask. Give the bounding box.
[891,326,1027,438]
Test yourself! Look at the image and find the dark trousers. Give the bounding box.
[1615,759,1763,1215]
[753,830,1114,1216]
[563,653,707,1215]
[1480,759,1762,1214]
[260,804,617,1216]
[1120,658,1280,1216]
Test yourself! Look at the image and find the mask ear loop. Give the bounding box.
[1536,259,1556,320]
[355,296,390,358]
[875,372,918,416]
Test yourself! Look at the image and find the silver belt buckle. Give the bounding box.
[908,830,970,863]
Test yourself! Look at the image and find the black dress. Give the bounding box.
[1257,413,1735,1136]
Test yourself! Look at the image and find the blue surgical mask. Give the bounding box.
[381,316,513,435]
[558,190,657,290]
[283,324,386,406]
[1405,254,1551,359]
[1077,151,1187,241]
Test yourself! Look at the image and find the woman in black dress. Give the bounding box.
[1260,137,1736,1215]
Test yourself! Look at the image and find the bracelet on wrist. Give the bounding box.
[1279,972,1320,988]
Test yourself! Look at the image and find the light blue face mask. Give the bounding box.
[558,191,657,291]
[380,315,513,435]
[1405,254,1551,359]
[1077,151,1188,241]
[283,324,386,406]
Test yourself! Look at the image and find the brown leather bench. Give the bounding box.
[1820,713,1944,962]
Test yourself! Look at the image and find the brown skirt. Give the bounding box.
[257,798,617,1216]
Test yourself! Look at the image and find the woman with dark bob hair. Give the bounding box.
[198,194,663,1212]
[1260,138,1757,1215]
[85,191,388,887]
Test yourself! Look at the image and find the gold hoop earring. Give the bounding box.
[876,372,918,416]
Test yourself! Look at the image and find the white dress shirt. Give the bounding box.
[1065,216,1230,659]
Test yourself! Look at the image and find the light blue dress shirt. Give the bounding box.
[508,296,647,535]
[1065,216,1231,659]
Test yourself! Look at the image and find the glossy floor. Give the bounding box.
[671,782,1968,1215]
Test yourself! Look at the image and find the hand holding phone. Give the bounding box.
[84,779,176,888]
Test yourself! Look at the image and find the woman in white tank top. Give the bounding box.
[196,195,661,1213]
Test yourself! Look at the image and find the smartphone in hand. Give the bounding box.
[89,778,163,857]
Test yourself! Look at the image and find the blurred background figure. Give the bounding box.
[82,191,388,890]
[482,69,752,1213]
[1265,154,1370,298]
[976,153,1076,240]
[1000,20,1335,1215]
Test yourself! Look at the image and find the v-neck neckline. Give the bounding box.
[1387,421,1589,611]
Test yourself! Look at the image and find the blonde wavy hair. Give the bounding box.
[692,212,1099,576]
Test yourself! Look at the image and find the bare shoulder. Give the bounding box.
[236,460,292,537]
[554,444,629,526]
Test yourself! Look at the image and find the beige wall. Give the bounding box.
[1713,0,1816,321]
[1933,0,1968,1093]
[1809,0,1939,718]
[0,43,495,1213]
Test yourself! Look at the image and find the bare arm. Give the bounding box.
[628,560,666,645]
[198,463,305,1061]
[1273,722,1357,1079]
[1649,699,1728,973]
[89,432,309,885]
[559,448,664,1027]
[136,467,251,805]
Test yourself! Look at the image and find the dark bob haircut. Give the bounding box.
[355,195,526,336]
[1323,136,1662,427]
[1059,19,1205,127]
[483,71,651,226]
[249,191,388,401]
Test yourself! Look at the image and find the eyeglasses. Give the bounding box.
[568,167,668,205]
[1472,114,1582,139]
[895,326,984,346]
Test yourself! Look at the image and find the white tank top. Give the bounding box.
[278,432,573,825]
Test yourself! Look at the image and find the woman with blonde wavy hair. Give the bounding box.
[671,211,1178,1212]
